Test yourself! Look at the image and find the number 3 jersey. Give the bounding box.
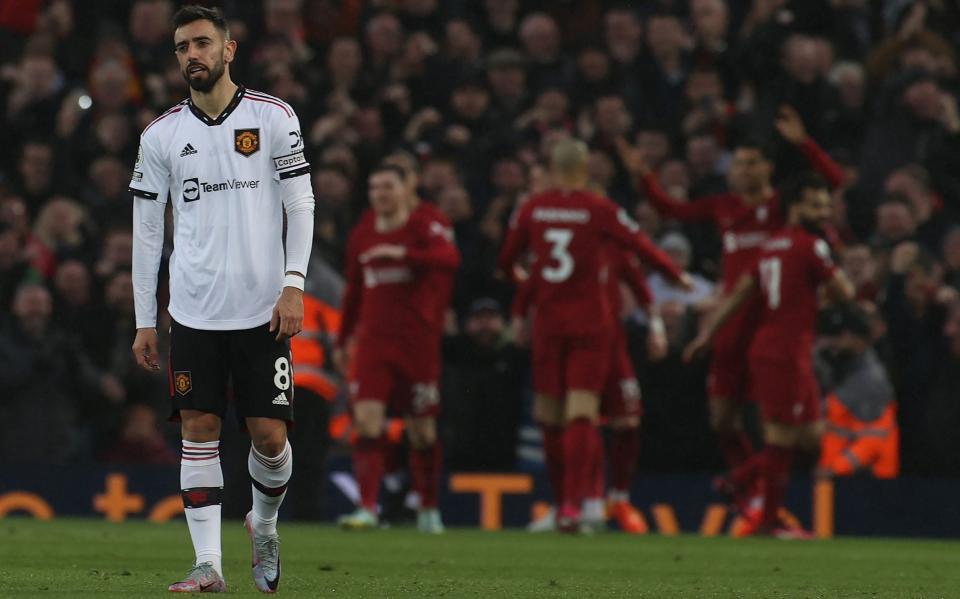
[749,225,838,364]
[129,87,312,330]
[498,188,681,337]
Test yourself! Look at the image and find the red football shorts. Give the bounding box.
[748,356,821,425]
[532,330,612,399]
[706,305,758,403]
[351,337,441,417]
[601,332,642,419]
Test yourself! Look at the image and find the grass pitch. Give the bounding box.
[1,518,959,598]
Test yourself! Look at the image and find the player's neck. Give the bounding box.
[190,76,239,120]
[741,185,774,206]
[375,209,409,232]
[555,176,587,193]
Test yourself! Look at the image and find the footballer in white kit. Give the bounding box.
[129,6,313,594]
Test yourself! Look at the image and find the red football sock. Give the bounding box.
[719,430,754,470]
[562,418,601,510]
[609,427,640,495]
[542,425,565,507]
[353,436,385,512]
[410,442,443,509]
[760,445,794,528]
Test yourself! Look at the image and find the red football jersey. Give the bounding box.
[605,245,653,318]
[339,209,460,347]
[498,188,680,336]
[641,137,843,293]
[748,225,838,363]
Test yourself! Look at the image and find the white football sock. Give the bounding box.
[248,439,292,537]
[181,440,223,577]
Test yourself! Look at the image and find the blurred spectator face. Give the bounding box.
[452,85,490,120]
[369,170,406,216]
[91,59,132,111]
[488,65,526,100]
[685,68,723,104]
[905,261,934,306]
[95,113,132,155]
[903,80,944,121]
[465,309,504,349]
[365,13,404,62]
[421,160,459,197]
[519,13,560,63]
[313,167,352,210]
[36,197,83,244]
[437,186,473,224]
[351,106,384,144]
[943,228,960,270]
[53,260,90,306]
[588,150,615,191]
[885,167,933,223]
[484,0,518,26]
[102,230,134,269]
[0,197,30,238]
[782,35,820,85]
[105,270,134,314]
[729,147,772,194]
[875,201,916,241]
[660,233,692,270]
[634,202,661,238]
[604,9,642,63]
[944,302,960,358]
[19,142,54,194]
[539,128,571,163]
[13,284,52,338]
[828,62,866,110]
[19,55,58,99]
[328,37,362,81]
[265,0,303,36]
[492,158,526,196]
[691,0,728,44]
[445,20,480,60]
[659,160,691,200]
[900,46,938,75]
[254,37,295,73]
[646,15,686,59]
[686,134,720,178]
[535,88,569,124]
[594,96,630,138]
[576,47,610,83]
[401,0,438,17]
[0,227,21,268]
[841,245,876,288]
[129,0,172,46]
[320,144,358,180]
[90,157,129,201]
[636,129,669,168]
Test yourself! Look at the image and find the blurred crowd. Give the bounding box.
[2,0,960,477]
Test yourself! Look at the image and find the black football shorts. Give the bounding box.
[168,319,294,425]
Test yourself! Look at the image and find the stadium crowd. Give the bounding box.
[2,0,960,484]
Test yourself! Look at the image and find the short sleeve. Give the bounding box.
[810,238,838,283]
[129,133,170,203]
[269,109,311,182]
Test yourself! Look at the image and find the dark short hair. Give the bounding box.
[735,137,773,161]
[369,164,407,181]
[173,5,229,38]
[780,171,829,212]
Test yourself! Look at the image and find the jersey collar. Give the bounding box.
[187,85,245,127]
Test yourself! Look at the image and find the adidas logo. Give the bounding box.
[272,393,289,406]
[180,143,198,157]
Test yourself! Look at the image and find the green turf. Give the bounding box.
[1,518,959,598]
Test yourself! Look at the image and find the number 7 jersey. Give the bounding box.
[498,188,681,336]
[749,225,838,364]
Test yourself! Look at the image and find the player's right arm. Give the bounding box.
[336,229,364,356]
[130,131,170,372]
[683,273,758,362]
[597,200,691,287]
[616,138,719,222]
[495,201,532,281]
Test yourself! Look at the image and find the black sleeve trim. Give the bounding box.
[129,186,159,200]
[278,165,311,180]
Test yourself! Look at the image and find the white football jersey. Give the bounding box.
[130,86,311,330]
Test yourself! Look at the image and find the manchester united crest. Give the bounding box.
[174,371,192,396]
[234,128,260,156]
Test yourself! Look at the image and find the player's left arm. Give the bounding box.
[683,273,758,362]
[271,109,314,341]
[811,238,856,303]
[495,202,531,281]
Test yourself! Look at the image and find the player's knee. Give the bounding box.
[533,394,563,426]
[610,416,640,430]
[180,411,221,442]
[565,390,600,423]
[407,417,436,449]
[353,401,385,439]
